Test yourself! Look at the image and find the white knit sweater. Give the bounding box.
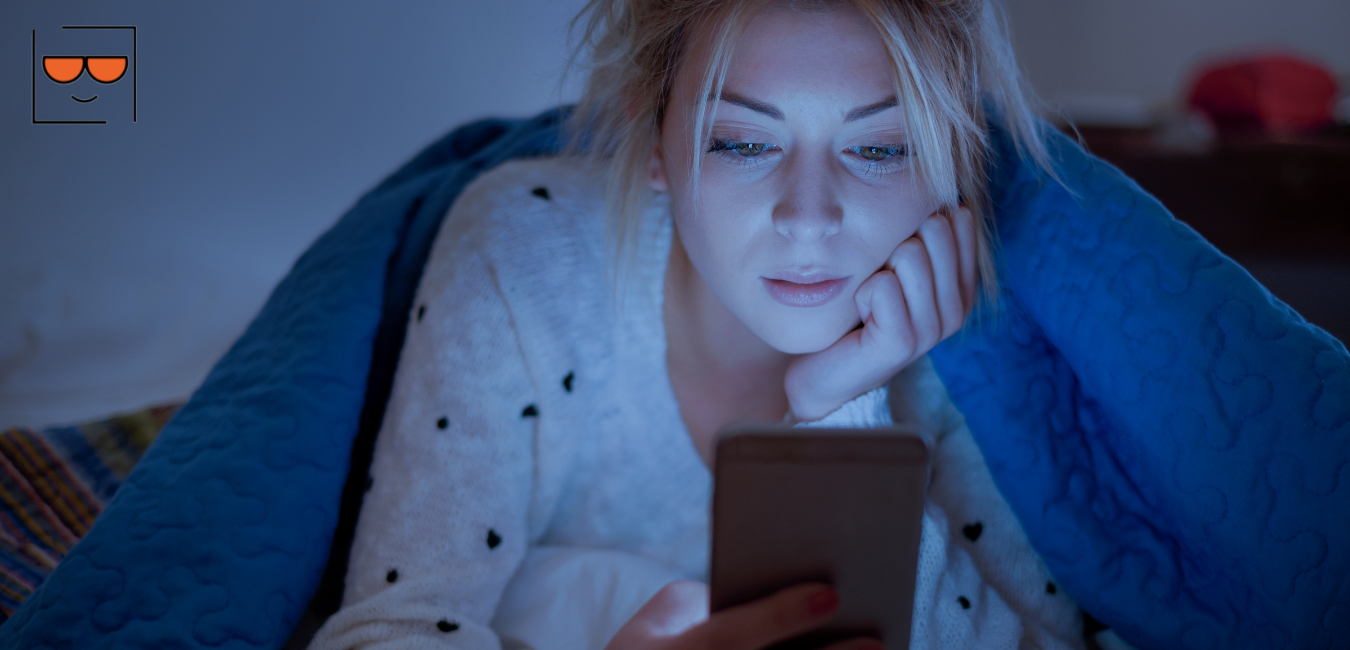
[308,157,1085,650]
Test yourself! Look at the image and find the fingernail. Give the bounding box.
[806,587,838,615]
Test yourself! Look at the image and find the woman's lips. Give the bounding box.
[761,276,849,308]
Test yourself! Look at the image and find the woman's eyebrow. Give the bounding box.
[844,96,898,122]
[709,92,899,123]
[713,91,784,120]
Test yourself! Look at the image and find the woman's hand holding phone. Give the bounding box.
[785,206,978,422]
[604,581,881,650]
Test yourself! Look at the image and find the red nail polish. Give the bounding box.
[806,588,838,615]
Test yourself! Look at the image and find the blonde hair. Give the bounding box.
[563,0,1052,302]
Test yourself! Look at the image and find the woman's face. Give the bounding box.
[654,2,940,354]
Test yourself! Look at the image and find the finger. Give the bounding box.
[949,205,978,312]
[854,269,914,359]
[854,271,875,326]
[693,583,838,650]
[916,212,965,339]
[889,238,941,354]
[618,580,709,641]
[819,636,886,650]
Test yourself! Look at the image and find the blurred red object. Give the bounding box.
[1188,54,1338,134]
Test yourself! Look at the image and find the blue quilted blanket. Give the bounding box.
[1,107,1344,650]
[929,127,1350,648]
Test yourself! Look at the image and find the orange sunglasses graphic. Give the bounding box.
[43,56,127,84]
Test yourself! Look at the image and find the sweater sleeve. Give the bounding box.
[793,385,894,429]
[308,215,537,650]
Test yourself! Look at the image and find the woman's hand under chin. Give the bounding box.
[784,206,978,423]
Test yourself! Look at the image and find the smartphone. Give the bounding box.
[710,426,929,650]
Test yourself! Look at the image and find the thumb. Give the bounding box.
[617,580,710,641]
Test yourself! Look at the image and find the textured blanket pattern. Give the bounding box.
[0,109,1344,649]
[929,126,1350,649]
[0,405,178,618]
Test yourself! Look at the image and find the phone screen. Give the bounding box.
[710,428,928,650]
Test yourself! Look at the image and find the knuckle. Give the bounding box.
[895,326,919,356]
[893,238,922,260]
[948,307,967,331]
[875,271,901,297]
[928,212,954,234]
[917,320,941,348]
[893,340,918,364]
[893,248,926,275]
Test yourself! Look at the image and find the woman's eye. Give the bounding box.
[707,139,774,158]
[732,142,769,157]
[850,145,907,162]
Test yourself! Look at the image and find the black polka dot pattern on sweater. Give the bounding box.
[437,416,448,430]
[487,529,502,549]
[386,569,398,583]
[1082,610,1109,636]
[1047,582,1057,594]
[958,596,971,610]
[417,304,426,322]
[531,187,551,200]
[366,476,373,492]
[437,619,460,632]
[563,371,574,393]
[962,522,983,542]
[522,404,538,417]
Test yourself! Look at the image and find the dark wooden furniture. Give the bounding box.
[1069,125,1350,258]
[1067,124,1349,343]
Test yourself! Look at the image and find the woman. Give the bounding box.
[311,1,1084,648]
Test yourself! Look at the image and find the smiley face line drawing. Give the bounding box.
[43,55,127,102]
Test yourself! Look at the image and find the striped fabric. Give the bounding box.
[0,404,179,619]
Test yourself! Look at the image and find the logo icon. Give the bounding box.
[32,26,137,124]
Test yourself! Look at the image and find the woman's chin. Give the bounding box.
[751,314,860,356]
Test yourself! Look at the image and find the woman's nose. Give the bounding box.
[771,163,843,243]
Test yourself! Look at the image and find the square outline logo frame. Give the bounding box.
[32,25,138,125]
